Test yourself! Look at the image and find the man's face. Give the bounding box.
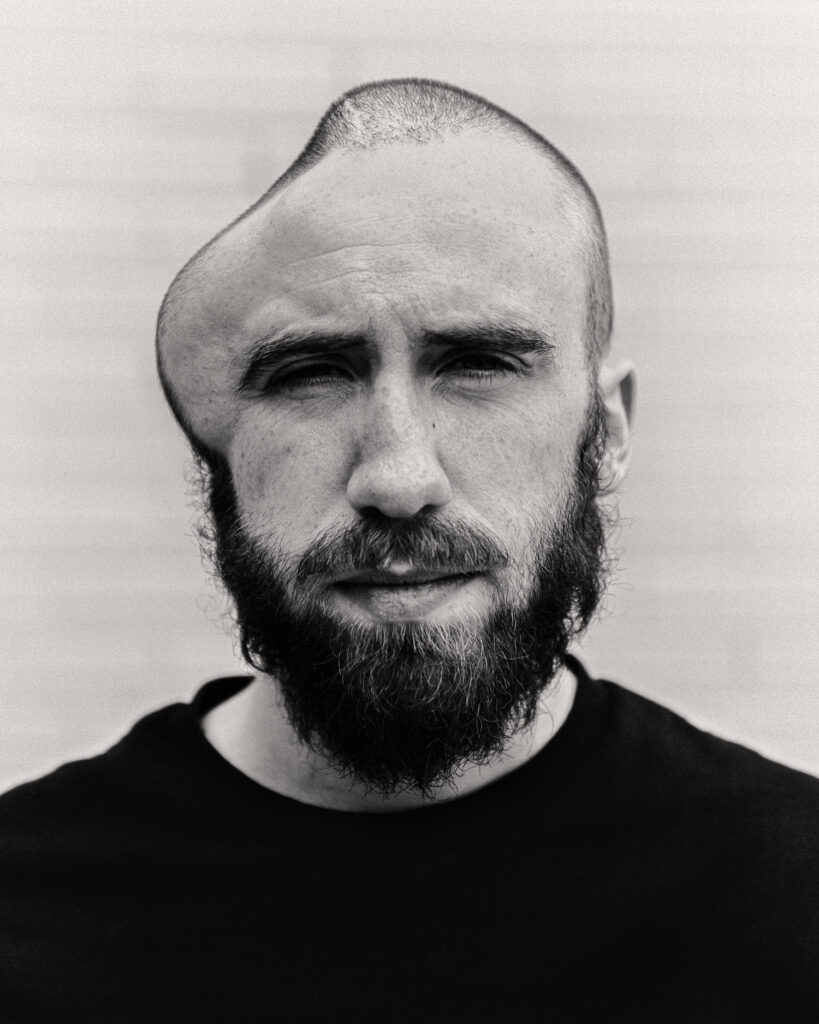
[169,134,594,628]
[167,134,610,793]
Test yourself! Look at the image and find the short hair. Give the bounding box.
[157,79,612,457]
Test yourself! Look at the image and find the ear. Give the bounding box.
[596,360,635,494]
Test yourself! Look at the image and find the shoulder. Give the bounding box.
[605,674,818,804]
[564,656,819,856]
[571,661,818,902]
[568,655,818,791]
[561,659,819,980]
[0,676,252,853]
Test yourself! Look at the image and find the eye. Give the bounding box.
[439,352,522,385]
[265,360,354,395]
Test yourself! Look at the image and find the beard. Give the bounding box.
[197,394,611,797]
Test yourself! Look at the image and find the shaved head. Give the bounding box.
[157,79,612,459]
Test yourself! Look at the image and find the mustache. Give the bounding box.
[295,514,511,583]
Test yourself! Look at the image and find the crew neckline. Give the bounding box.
[173,653,608,818]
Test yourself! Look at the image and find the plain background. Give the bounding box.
[2,0,817,791]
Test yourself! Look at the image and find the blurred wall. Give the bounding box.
[2,0,817,789]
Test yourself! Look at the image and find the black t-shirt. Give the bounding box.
[0,657,817,1023]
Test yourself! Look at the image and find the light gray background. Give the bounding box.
[2,0,817,790]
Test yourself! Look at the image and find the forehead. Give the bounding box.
[229,135,582,317]
[163,134,590,450]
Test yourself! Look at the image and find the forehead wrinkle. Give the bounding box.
[282,239,423,269]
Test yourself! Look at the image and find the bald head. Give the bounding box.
[157,79,612,458]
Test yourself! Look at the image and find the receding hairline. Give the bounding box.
[156,79,613,455]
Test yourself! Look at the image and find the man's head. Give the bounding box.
[158,79,614,453]
[155,79,633,795]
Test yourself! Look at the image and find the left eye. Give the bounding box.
[269,362,351,392]
[441,354,517,379]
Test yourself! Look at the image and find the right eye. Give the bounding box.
[265,361,354,396]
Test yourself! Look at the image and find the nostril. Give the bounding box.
[346,449,453,519]
[357,501,442,521]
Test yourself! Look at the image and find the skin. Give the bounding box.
[163,132,634,810]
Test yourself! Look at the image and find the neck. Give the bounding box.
[202,666,577,813]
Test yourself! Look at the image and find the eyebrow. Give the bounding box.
[236,332,365,393]
[235,322,556,394]
[422,324,556,356]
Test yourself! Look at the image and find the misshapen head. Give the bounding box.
[155,78,614,463]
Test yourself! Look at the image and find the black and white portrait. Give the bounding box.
[1,3,816,1021]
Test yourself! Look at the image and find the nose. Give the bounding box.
[346,386,453,519]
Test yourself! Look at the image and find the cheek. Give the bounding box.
[227,417,349,546]
[441,404,580,524]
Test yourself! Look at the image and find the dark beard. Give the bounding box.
[198,394,610,796]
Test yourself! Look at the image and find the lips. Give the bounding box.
[328,566,483,621]
[335,568,476,587]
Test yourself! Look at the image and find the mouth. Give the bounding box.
[328,565,485,622]
[336,567,476,586]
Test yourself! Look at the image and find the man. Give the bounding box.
[1,80,816,1022]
